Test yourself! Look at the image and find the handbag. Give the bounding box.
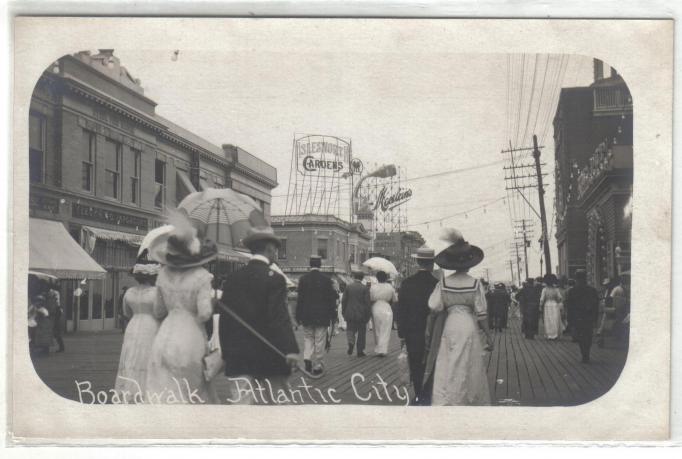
[202,314,225,382]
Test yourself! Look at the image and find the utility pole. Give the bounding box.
[508,259,515,285]
[513,219,533,280]
[509,242,524,285]
[533,134,552,275]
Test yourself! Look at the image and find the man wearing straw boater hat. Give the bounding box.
[396,245,439,405]
[218,226,300,403]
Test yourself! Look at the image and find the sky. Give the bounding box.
[115,49,594,283]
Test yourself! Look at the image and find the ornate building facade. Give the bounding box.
[29,50,277,331]
[552,59,633,285]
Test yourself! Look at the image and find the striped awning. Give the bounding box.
[82,226,145,246]
[216,248,251,262]
[30,218,106,279]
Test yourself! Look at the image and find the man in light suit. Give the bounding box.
[296,255,338,375]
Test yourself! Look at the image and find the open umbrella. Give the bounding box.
[178,188,268,248]
[362,257,398,276]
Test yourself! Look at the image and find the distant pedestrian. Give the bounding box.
[342,270,372,357]
[48,283,65,353]
[565,278,576,339]
[296,255,338,375]
[488,282,510,332]
[396,245,438,404]
[540,273,565,340]
[518,278,541,339]
[369,271,397,357]
[565,269,599,363]
[610,274,630,345]
[30,291,54,357]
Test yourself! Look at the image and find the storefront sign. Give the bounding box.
[374,186,413,211]
[72,203,148,230]
[30,193,60,214]
[296,135,350,175]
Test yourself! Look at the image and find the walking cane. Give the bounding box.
[216,303,325,380]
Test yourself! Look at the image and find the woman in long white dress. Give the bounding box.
[423,229,494,406]
[114,260,160,402]
[146,222,219,404]
[370,271,397,356]
[541,273,565,340]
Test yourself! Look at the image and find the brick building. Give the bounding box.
[552,59,633,283]
[28,50,277,331]
[373,231,426,278]
[271,214,371,285]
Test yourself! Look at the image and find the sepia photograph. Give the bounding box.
[9,17,672,442]
[25,47,632,407]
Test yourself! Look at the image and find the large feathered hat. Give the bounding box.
[148,209,218,269]
[434,228,484,270]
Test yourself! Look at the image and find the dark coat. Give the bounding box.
[219,259,299,378]
[396,270,438,340]
[565,284,600,329]
[295,269,338,327]
[341,280,371,323]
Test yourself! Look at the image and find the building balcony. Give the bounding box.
[593,84,632,116]
[576,143,633,201]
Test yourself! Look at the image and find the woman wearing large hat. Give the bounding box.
[423,228,493,406]
[114,253,161,402]
[145,212,219,404]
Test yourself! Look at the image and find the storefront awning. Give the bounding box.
[29,218,106,279]
[216,248,251,262]
[176,170,197,201]
[82,226,145,247]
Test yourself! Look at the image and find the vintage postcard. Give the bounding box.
[8,17,672,443]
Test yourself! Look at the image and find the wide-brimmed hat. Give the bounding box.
[543,273,558,286]
[411,245,435,260]
[241,226,281,251]
[148,224,218,269]
[434,228,484,270]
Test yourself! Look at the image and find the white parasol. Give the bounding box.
[362,257,398,276]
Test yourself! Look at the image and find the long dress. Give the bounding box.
[114,285,160,402]
[428,272,491,406]
[146,266,217,404]
[541,286,565,339]
[370,283,397,355]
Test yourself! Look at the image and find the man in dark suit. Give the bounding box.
[489,282,511,332]
[565,269,600,363]
[396,246,438,405]
[518,278,541,339]
[296,255,338,375]
[341,270,371,358]
[219,226,300,404]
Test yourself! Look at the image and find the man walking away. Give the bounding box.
[518,278,541,339]
[219,226,300,404]
[565,269,600,363]
[396,246,438,405]
[296,255,338,375]
[490,282,511,332]
[342,270,372,358]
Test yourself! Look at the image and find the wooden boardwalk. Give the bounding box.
[31,318,627,406]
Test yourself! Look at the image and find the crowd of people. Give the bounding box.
[29,212,629,406]
[27,276,65,357]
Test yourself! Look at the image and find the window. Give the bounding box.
[154,158,166,208]
[317,238,328,260]
[278,239,287,259]
[29,113,44,183]
[82,131,95,191]
[103,139,121,199]
[130,149,141,204]
[349,244,356,264]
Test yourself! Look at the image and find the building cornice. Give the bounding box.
[233,162,278,188]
